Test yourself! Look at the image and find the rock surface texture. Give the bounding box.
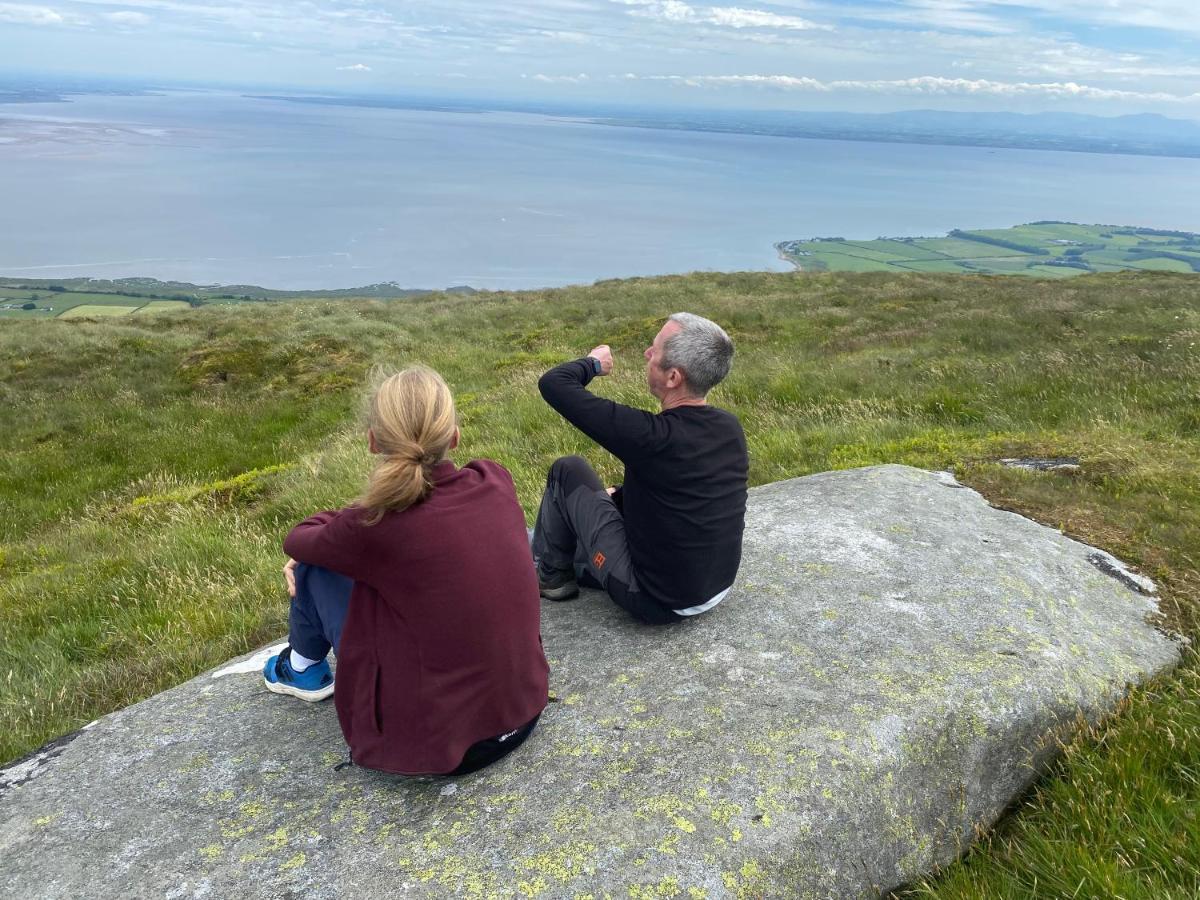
[0,465,1181,899]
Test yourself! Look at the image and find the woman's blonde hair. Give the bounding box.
[359,366,457,524]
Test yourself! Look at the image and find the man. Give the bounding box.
[530,312,749,625]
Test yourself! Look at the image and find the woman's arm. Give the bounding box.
[282,508,369,579]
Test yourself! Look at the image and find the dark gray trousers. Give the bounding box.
[531,455,679,625]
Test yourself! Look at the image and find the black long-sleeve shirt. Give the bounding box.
[539,358,749,610]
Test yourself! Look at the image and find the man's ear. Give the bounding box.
[368,428,380,454]
[666,367,685,389]
[449,426,460,451]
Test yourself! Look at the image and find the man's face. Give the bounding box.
[644,320,681,399]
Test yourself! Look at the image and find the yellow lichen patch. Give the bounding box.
[672,816,697,833]
[709,798,741,826]
[626,715,665,732]
[745,740,775,758]
[753,788,787,828]
[517,840,599,885]
[517,876,548,897]
[720,859,770,900]
[198,844,222,860]
[656,832,681,855]
[589,757,636,792]
[239,800,267,818]
[552,808,596,834]
[279,852,306,871]
[563,693,584,706]
[265,826,289,851]
[176,753,211,773]
[628,875,683,898]
[32,813,59,827]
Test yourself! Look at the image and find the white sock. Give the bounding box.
[289,648,322,672]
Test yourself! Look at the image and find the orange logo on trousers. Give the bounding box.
[592,551,606,569]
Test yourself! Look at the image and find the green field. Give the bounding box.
[779,223,1200,278]
[2,270,1199,897]
[59,304,142,317]
[0,287,199,319]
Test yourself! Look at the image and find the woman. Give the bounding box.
[263,366,549,776]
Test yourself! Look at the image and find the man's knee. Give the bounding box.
[548,454,590,480]
[547,455,602,494]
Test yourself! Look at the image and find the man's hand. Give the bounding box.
[588,344,613,376]
[283,557,298,598]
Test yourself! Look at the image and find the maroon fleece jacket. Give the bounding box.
[283,459,549,775]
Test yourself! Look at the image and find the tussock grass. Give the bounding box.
[2,269,1199,896]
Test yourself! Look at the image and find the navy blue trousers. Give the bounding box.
[288,562,352,662]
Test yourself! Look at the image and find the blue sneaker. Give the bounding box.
[263,646,334,701]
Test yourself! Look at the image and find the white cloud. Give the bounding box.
[526,72,590,83]
[0,2,65,25]
[104,10,150,26]
[626,72,1200,103]
[706,7,827,30]
[621,0,828,30]
[336,63,371,71]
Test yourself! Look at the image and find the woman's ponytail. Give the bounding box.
[358,366,457,525]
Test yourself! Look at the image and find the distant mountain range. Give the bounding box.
[593,108,1200,159]
[246,93,1200,159]
[6,80,1199,159]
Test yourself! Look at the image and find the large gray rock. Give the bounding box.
[0,465,1181,899]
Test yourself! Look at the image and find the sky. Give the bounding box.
[2,0,1199,116]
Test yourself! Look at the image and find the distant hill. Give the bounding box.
[594,108,1200,159]
[0,276,476,320]
[778,222,1200,277]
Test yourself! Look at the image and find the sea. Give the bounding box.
[2,90,1199,291]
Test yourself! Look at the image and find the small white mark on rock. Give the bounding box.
[758,652,783,660]
[440,783,458,797]
[211,642,289,679]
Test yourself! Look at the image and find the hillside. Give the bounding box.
[2,270,1198,897]
[778,222,1200,278]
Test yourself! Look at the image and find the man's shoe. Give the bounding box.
[263,646,335,701]
[538,570,580,602]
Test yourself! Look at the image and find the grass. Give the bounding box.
[58,304,141,317]
[2,269,1199,896]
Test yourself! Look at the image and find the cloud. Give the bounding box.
[525,72,590,83]
[336,63,372,71]
[706,7,828,30]
[620,0,828,30]
[625,72,1200,103]
[0,2,65,25]
[104,10,150,26]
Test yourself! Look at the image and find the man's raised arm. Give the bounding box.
[537,344,656,461]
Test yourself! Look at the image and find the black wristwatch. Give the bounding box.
[589,356,603,375]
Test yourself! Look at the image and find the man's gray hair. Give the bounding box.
[661,312,734,396]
